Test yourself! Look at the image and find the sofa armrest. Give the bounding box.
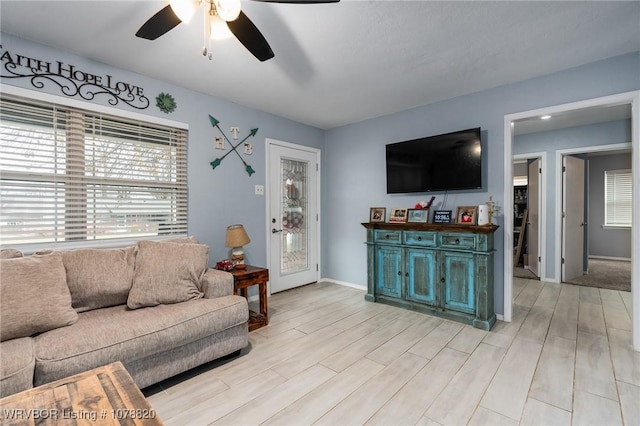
[201,268,234,298]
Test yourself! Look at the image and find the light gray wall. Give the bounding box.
[588,153,632,259]
[0,34,325,267]
[324,53,639,314]
[514,119,632,278]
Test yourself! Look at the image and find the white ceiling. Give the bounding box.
[1,1,639,130]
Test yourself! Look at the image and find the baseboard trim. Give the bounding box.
[589,255,632,262]
[321,278,366,291]
[496,313,504,321]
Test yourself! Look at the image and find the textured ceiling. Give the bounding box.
[1,1,639,129]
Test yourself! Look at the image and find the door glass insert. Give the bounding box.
[280,158,309,275]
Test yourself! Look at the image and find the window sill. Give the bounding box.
[602,225,632,230]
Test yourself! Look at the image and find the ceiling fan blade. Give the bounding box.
[227,11,274,62]
[251,0,339,3]
[135,5,182,40]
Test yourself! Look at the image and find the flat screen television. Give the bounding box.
[386,127,482,193]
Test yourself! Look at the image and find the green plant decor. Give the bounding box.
[156,93,176,114]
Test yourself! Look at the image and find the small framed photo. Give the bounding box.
[389,208,408,223]
[369,207,386,223]
[407,208,429,223]
[456,206,478,225]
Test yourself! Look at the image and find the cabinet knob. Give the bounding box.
[441,277,445,283]
[397,271,402,276]
[455,238,460,244]
[405,272,409,277]
[417,236,422,241]
[386,234,390,239]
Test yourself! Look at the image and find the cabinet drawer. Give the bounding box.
[374,230,402,244]
[404,231,437,247]
[440,233,476,249]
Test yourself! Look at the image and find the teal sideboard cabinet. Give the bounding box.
[362,222,498,330]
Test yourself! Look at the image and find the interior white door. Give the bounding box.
[268,142,319,293]
[528,159,540,277]
[562,155,585,282]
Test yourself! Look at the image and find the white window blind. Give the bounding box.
[604,169,632,227]
[0,94,188,249]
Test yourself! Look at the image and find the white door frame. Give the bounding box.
[555,143,631,282]
[503,90,640,352]
[265,138,321,295]
[513,152,547,282]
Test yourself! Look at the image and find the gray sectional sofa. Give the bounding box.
[0,238,249,398]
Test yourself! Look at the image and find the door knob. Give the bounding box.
[272,228,283,234]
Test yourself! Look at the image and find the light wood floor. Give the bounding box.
[145,278,640,425]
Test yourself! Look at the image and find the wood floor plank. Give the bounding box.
[271,322,378,379]
[446,325,487,354]
[468,406,518,426]
[320,318,412,373]
[212,365,335,425]
[548,284,579,341]
[607,328,640,387]
[572,389,623,426]
[574,331,618,401]
[315,352,428,425]
[480,337,543,420]
[514,280,545,309]
[366,316,441,365]
[366,347,468,425]
[264,358,385,425]
[158,369,286,425]
[577,300,607,336]
[520,397,571,426]
[617,380,640,425]
[408,320,464,360]
[425,343,507,426]
[529,335,576,411]
[602,300,632,331]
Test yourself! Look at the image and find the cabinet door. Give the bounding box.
[441,251,476,314]
[406,248,437,305]
[375,245,402,298]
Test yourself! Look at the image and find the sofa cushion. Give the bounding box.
[127,240,207,309]
[0,337,35,397]
[34,296,248,386]
[62,246,137,312]
[0,254,78,342]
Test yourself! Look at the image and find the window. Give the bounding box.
[0,93,188,249]
[604,169,632,227]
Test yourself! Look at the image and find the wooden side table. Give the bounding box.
[230,265,269,331]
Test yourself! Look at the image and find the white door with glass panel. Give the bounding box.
[267,140,320,293]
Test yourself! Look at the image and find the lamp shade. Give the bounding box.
[225,224,250,248]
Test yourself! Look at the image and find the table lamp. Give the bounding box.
[226,224,250,269]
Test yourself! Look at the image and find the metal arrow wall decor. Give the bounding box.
[208,115,257,176]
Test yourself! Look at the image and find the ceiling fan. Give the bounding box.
[136,0,339,62]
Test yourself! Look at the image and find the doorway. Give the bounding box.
[512,154,546,281]
[266,139,320,294]
[503,90,640,351]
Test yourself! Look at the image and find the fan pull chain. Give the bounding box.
[203,6,213,60]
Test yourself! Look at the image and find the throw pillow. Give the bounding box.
[127,240,207,309]
[0,249,23,259]
[0,254,78,342]
[62,246,137,312]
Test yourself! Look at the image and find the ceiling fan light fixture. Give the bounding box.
[215,0,241,22]
[169,0,199,23]
[210,14,233,40]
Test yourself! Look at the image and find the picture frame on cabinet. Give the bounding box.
[389,208,408,223]
[369,207,386,223]
[407,208,429,223]
[455,206,478,225]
